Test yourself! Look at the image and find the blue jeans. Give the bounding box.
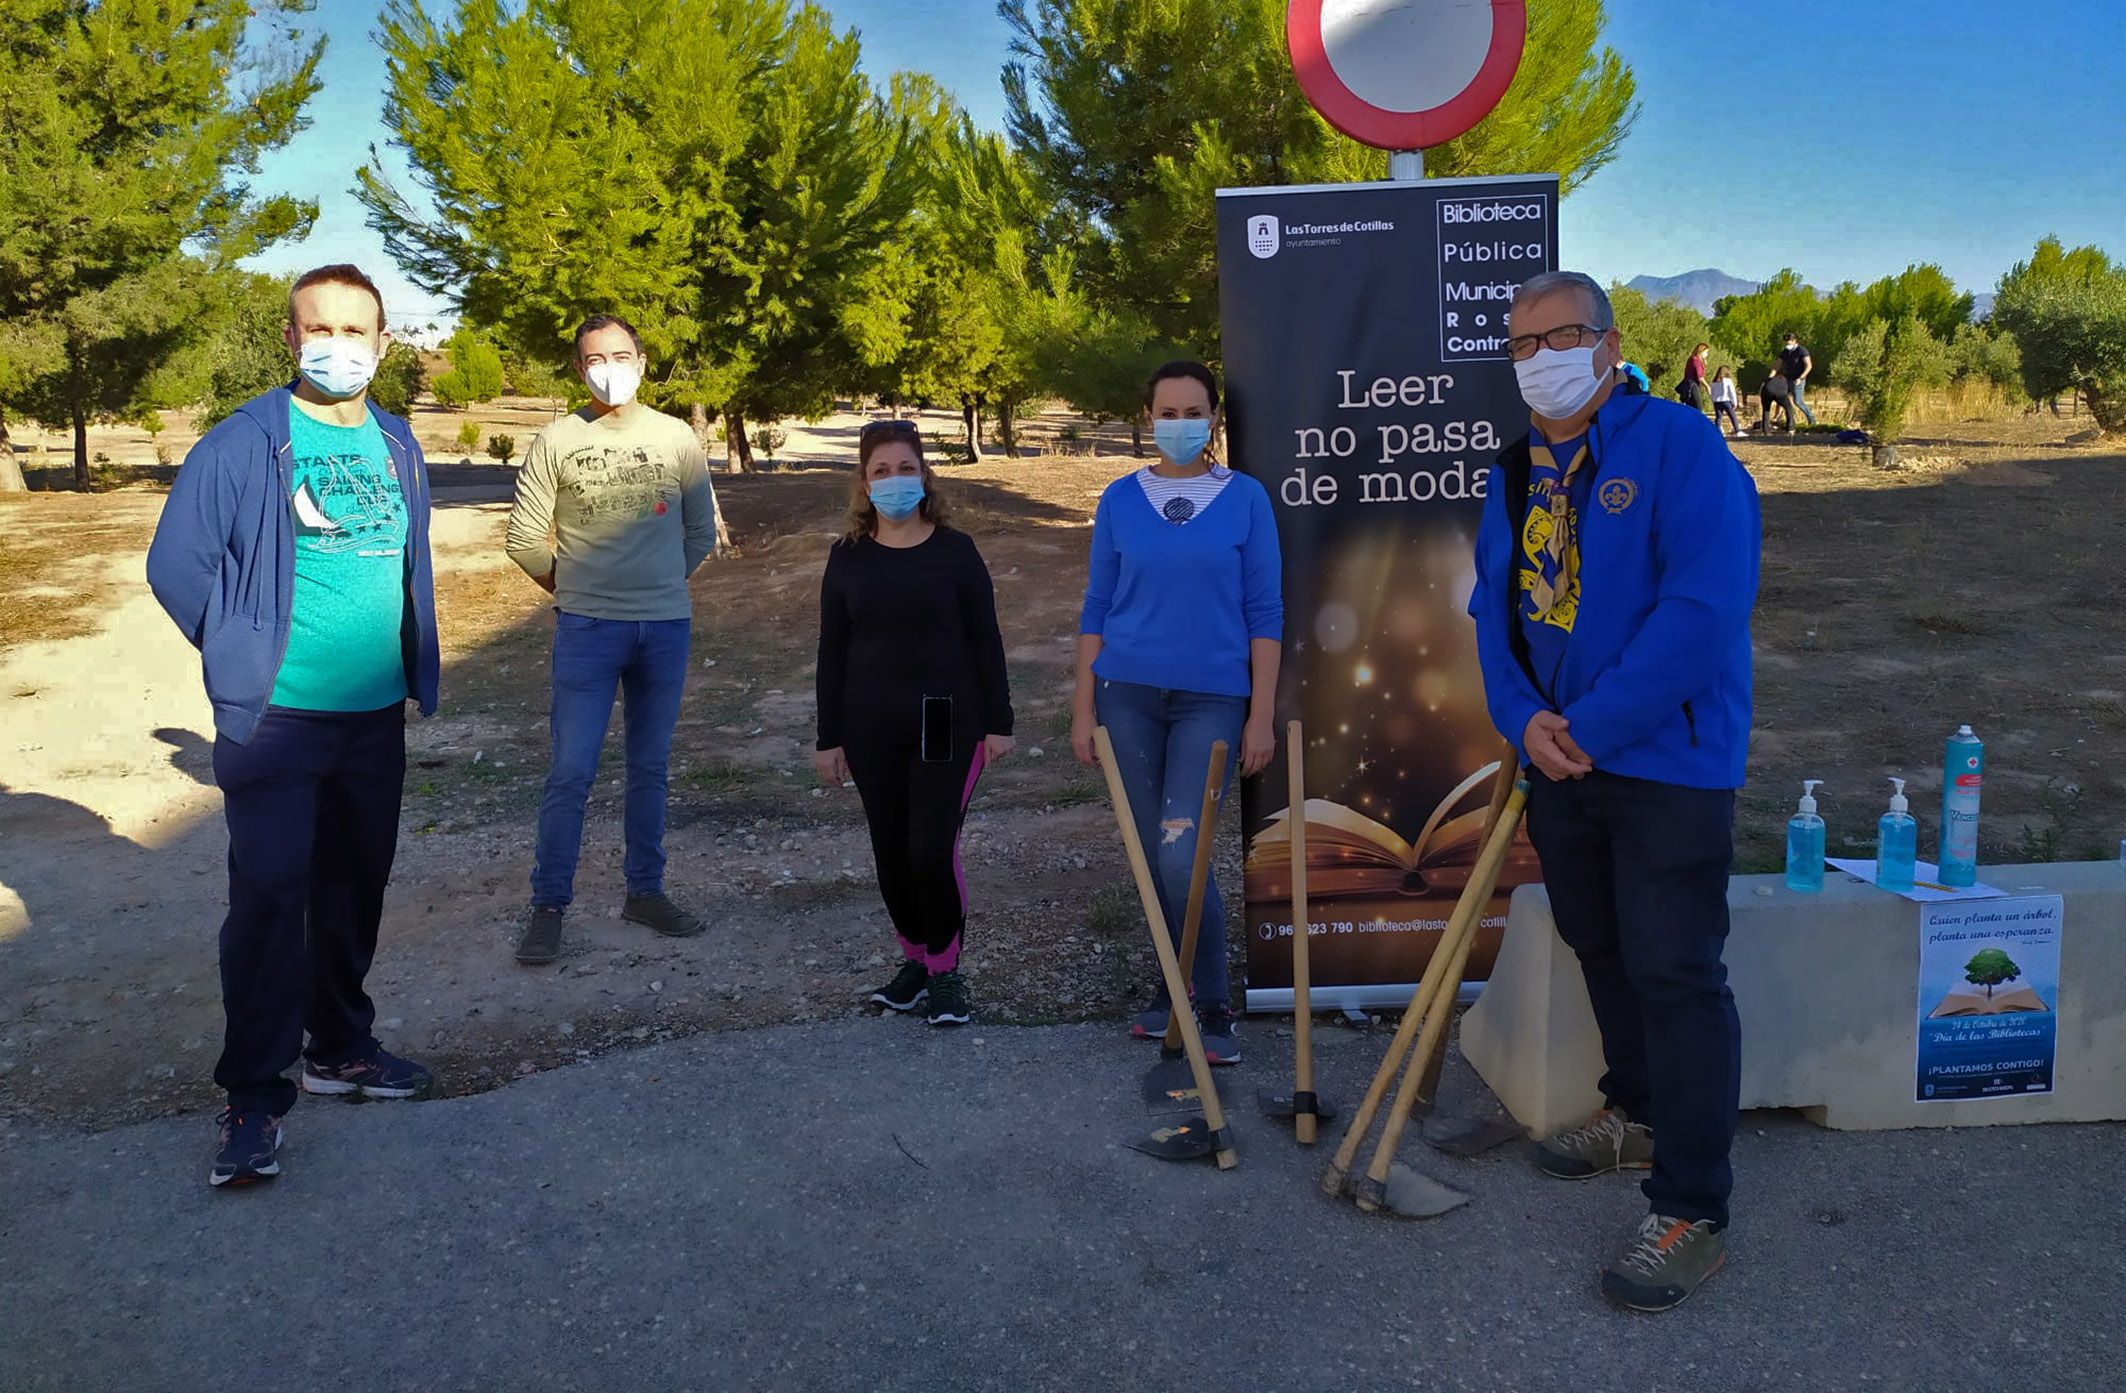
[532,612,690,907]
[1095,678,1246,1008]
[1789,378,1818,425]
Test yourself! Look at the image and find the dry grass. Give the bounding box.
[0,494,145,652]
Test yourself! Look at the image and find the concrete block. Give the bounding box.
[1461,862,2126,1133]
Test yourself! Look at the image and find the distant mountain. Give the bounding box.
[1970,292,1996,321]
[1625,269,1762,315]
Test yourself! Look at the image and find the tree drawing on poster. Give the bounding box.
[1964,948,2022,1001]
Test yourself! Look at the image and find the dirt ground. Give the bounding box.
[2,404,2120,1131]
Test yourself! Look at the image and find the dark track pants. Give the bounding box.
[1525,771,1741,1226]
[211,705,405,1114]
[845,723,986,973]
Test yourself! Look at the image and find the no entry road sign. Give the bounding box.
[1286,0,1526,151]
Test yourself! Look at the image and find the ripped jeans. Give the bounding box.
[1094,678,1246,1008]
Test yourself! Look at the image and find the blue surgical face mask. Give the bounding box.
[869,474,926,521]
[1152,416,1212,466]
[297,338,379,400]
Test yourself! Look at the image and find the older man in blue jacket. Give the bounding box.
[148,264,440,1189]
[1470,271,1761,1313]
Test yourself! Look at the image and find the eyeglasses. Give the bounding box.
[1504,324,1605,361]
[860,419,919,440]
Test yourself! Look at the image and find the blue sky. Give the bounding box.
[252,1,2126,330]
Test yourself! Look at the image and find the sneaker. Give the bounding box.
[1197,1005,1241,1065]
[1130,1002,1171,1040]
[302,1047,433,1100]
[1129,987,1192,1040]
[926,970,972,1027]
[1601,1214,1727,1313]
[871,961,930,1013]
[515,905,564,965]
[622,891,705,939]
[1532,1106,1654,1179]
[209,1107,282,1188]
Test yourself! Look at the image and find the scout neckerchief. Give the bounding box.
[1525,435,1591,629]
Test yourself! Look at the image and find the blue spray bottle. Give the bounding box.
[1876,778,1917,893]
[1785,780,1825,893]
[1939,726,1984,887]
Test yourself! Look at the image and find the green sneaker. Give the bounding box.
[1601,1214,1727,1313]
[870,961,929,1013]
[926,970,971,1027]
[1532,1106,1654,1179]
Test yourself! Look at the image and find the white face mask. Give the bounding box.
[585,361,642,407]
[296,339,379,400]
[1514,345,1605,420]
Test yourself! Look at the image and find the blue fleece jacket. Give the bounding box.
[1079,471,1283,698]
[147,385,440,745]
[1469,390,1760,790]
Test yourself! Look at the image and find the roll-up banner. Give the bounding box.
[1216,174,1559,1012]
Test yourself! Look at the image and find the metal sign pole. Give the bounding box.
[1388,149,1425,181]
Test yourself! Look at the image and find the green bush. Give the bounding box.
[456,419,481,453]
[433,329,504,408]
[369,342,427,416]
[487,433,516,466]
[753,422,786,460]
[1844,314,1950,446]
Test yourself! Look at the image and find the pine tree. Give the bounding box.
[0,1,322,489]
[1000,0,1637,359]
[362,0,918,473]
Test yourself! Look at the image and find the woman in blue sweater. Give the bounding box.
[1072,361,1284,1062]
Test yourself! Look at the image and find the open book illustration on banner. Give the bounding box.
[1245,761,1541,900]
[1927,982,2049,1018]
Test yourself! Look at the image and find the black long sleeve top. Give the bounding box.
[815,528,1015,751]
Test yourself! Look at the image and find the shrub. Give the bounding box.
[487,433,516,466]
[456,420,482,453]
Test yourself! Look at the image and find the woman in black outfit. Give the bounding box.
[814,421,1014,1027]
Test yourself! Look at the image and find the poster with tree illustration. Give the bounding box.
[1916,897,2063,1102]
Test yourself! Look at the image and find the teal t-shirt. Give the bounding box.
[272,403,411,712]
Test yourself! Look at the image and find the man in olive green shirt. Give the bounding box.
[506,314,720,964]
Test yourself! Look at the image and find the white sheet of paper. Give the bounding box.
[1826,858,2007,903]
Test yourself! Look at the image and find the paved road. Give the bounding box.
[4,1019,2119,1392]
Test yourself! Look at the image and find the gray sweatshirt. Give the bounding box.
[505,405,720,621]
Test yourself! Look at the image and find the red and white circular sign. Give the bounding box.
[1286,0,1526,151]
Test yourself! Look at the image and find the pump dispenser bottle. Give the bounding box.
[1786,780,1826,893]
[1877,778,1917,893]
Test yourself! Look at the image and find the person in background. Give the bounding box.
[1709,366,1742,435]
[1072,361,1283,1064]
[147,263,441,1189]
[1678,342,1709,412]
[506,315,720,966]
[1778,332,1818,426]
[1758,369,1794,433]
[1472,270,1760,1313]
[814,422,1014,1028]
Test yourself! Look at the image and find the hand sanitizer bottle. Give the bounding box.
[1939,725,1984,887]
[1876,778,1917,893]
[1785,780,1825,893]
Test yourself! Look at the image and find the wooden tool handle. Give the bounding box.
[1405,738,1525,1093]
[1094,726,1237,1169]
[1161,740,1230,1053]
[1359,786,1529,1195]
[1286,720,1316,1144]
[1323,779,1507,1188]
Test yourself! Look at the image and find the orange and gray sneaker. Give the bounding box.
[1532,1106,1654,1179]
[1601,1213,1727,1312]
